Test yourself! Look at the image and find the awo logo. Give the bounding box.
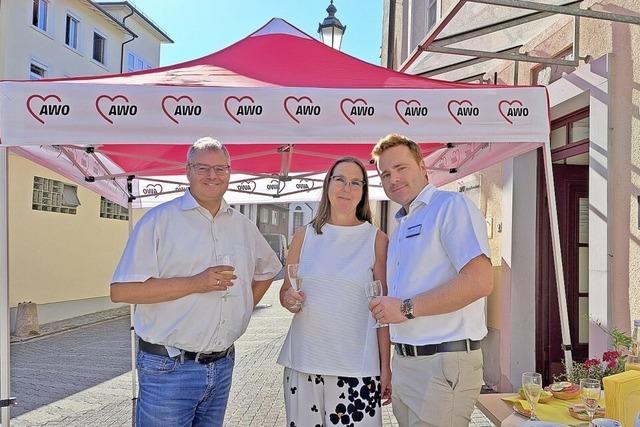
[395,99,428,125]
[295,179,315,191]
[266,179,286,192]
[26,95,70,124]
[162,95,202,124]
[143,183,163,197]
[340,98,374,125]
[224,96,263,124]
[447,100,479,125]
[283,96,321,124]
[236,180,257,192]
[96,95,138,124]
[498,100,528,124]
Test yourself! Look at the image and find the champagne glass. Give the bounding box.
[216,254,235,299]
[580,378,601,426]
[364,280,387,328]
[287,264,303,309]
[522,372,542,421]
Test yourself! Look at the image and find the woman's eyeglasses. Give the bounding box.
[330,175,366,190]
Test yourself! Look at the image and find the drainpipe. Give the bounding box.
[120,4,137,73]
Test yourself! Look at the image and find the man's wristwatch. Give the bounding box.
[400,298,415,320]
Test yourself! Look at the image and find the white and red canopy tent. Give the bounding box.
[0,18,570,420]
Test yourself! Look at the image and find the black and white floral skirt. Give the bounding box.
[283,367,382,427]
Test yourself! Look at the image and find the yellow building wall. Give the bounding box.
[8,153,130,306]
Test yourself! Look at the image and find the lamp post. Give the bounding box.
[318,0,346,50]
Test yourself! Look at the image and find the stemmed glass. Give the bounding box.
[580,378,601,427]
[522,372,542,421]
[287,264,303,310]
[216,254,235,299]
[364,280,387,328]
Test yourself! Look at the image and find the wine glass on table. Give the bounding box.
[522,372,543,421]
[364,280,387,328]
[287,264,303,310]
[580,378,601,427]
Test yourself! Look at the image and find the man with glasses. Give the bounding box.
[111,137,282,427]
[369,134,493,427]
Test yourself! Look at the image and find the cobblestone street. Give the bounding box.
[6,281,493,426]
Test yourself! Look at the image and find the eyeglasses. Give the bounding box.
[189,163,231,176]
[330,175,366,190]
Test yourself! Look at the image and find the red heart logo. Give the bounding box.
[161,95,194,124]
[339,98,368,125]
[498,99,523,125]
[283,96,313,124]
[26,94,63,124]
[447,100,473,125]
[95,95,130,124]
[394,99,421,125]
[224,96,255,124]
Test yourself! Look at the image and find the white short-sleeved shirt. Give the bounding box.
[112,190,282,353]
[387,184,490,345]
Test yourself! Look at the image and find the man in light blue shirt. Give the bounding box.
[370,134,493,427]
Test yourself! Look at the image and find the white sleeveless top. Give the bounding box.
[277,222,380,377]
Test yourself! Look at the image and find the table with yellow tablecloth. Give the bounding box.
[501,394,606,426]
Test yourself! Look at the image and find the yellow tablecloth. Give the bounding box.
[501,394,606,426]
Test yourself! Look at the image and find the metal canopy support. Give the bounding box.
[431,0,582,47]
[418,46,522,77]
[423,44,580,67]
[469,0,640,25]
[1,148,10,427]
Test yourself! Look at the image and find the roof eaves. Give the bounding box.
[96,1,174,43]
[82,0,137,38]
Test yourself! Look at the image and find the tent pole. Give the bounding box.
[1,147,13,427]
[542,143,574,370]
[126,178,137,423]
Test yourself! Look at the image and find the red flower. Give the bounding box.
[603,351,620,363]
[606,359,618,369]
[584,358,600,368]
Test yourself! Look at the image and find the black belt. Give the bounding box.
[394,339,481,357]
[138,339,233,364]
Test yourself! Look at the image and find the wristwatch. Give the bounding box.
[400,298,415,320]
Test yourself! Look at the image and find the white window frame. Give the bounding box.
[426,0,440,34]
[127,52,136,72]
[92,29,108,66]
[65,11,80,51]
[259,208,269,224]
[127,51,151,72]
[29,60,47,80]
[271,210,278,225]
[32,0,49,32]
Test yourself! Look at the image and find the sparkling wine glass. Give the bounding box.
[580,378,601,427]
[522,372,542,421]
[216,253,235,299]
[364,280,387,328]
[287,264,303,309]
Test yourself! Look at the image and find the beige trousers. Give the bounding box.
[391,349,483,427]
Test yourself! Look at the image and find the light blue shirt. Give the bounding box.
[387,184,491,345]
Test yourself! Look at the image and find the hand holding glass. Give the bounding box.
[522,372,542,421]
[216,254,235,298]
[287,264,303,310]
[365,280,387,328]
[580,378,601,427]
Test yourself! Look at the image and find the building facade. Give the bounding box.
[0,0,171,331]
[383,0,640,389]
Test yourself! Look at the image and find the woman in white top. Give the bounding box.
[277,156,391,427]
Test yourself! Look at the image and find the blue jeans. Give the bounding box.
[135,348,235,427]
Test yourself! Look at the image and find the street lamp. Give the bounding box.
[318,0,346,50]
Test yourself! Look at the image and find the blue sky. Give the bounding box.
[110,0,384,66]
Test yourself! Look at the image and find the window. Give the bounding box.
[127,52,151,72]
[100,197,129,220]
[259,208,268,224]
[93,32,106,64]
[32,0,48,31]
[65,14,79,49]
[293,211,304,232]
[30,62,46,80]
[271,210,278,225]
[426,0,438,32]
[532,47,575,85]
[32,176,80,214]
